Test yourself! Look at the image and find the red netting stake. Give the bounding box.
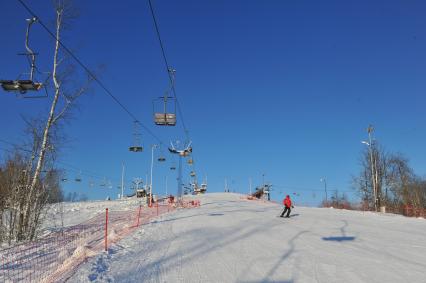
[19,255,22,281]
[137,205,142,227]
[7,253,10,280]
[105,208,109,252]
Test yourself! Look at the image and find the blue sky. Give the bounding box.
[1,0,425,205]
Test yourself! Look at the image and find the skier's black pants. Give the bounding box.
[280,206,291,217]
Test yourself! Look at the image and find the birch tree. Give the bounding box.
[17,0,93,241]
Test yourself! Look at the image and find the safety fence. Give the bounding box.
[378,206,426,218]
[0,199,200,282]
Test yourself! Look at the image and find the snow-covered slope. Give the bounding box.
[68,193,426,283]
[44,198,144,229]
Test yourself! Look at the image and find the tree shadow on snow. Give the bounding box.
[153,207,277,224]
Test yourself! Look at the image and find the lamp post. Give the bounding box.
[149,144,158,207]
[320,177,328,205]
[362,125,377,211]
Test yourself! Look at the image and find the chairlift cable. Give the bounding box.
[16,0,165,146]
[0,139,128,185]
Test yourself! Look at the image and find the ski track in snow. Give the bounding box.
[66,193,426,283]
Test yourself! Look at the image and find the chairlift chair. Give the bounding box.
[168,141,192,157]
[187,158,193,165]
[74,170,82,182]
[129,146,143,152]
[153,68,177,126]
[190,171,196,177]
[129,121,143,152]
[157,146,166,162]
[153,96,176,126]
[0,17,49,98]
[0,80,43,93]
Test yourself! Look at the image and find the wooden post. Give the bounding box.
[137,205,142,227]
[105,208,108,252]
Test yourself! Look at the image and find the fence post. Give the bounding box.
[137,205,142,227]
[105,208,109,252]
[156,201,159,216]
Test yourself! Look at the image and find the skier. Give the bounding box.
[280,195,292,218]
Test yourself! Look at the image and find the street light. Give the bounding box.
[320,177,328,205]
[149,144,159,207]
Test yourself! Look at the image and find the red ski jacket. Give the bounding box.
[283,196,292,208]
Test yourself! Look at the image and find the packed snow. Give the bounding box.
[43,198,144,230]
[60,193,426,282]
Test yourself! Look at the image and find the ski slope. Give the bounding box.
[68,193,426,283]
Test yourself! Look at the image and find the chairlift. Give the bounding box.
[129,121,143,152]
[153,68,177,126]
[168,141,192,157]
[153,96,176,126]
[190,171,196,177]
[75,171,82,182]
[0,17,49,98]
[157,146,166,162]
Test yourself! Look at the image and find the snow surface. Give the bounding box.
[43,198,144,230]
[64,193,426,283]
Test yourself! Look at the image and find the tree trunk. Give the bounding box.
[21,9,63,240]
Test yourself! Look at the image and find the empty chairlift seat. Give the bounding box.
[0,80,43,93]
[129,146,143,152]
[154,113,176,126]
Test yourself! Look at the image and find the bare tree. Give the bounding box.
[353,142,387,210]
[1,0,94,243]
[354,147,426,214]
